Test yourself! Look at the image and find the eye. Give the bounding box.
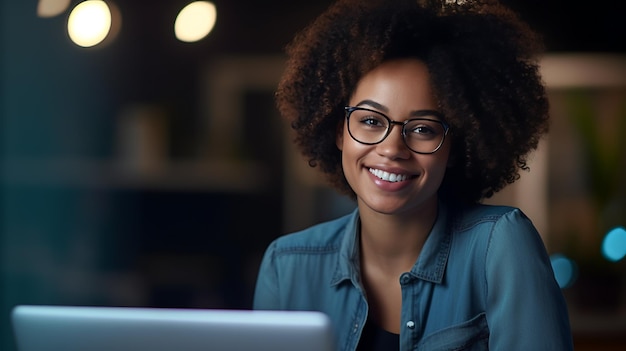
[361,116,385,127]
[410,125,436,135]
[352,110,388,129]
[405,119,443,139]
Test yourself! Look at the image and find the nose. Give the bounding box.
[376,123,411,159]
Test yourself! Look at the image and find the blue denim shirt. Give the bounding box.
[253,202,573,351]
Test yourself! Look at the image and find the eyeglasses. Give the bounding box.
[344,106,450,154]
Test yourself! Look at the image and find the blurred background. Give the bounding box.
[1,0,625,350]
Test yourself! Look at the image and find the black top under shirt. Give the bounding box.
[356,320,400,351]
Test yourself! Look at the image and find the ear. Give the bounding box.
[336,120,345,151]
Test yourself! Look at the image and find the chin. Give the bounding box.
[360,197,412,215]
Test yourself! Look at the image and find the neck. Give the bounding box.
[358,198,439,271]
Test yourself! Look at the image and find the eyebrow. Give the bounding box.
[355,99,388,112]
[354,99,442,119]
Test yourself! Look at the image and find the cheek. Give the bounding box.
[339,129,369,160]
[432,151,451,180]
[420,146,451,182]
[339,132,370,185]
[442,138,455,167]
[434,159,449,180]
[338,126,368,160]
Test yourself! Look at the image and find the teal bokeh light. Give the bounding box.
[550,254,577,289]
[602,226,626,262]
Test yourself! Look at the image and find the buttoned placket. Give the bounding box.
[399,272,419,351]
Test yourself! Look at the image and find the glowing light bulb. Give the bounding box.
[67,0,112,47]
[175,1,217,43]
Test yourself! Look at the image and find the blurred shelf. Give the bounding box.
[0,158,270,192]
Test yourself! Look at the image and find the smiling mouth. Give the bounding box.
[368,168,414,182]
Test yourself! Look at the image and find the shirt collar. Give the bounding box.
[331,208,361,286]
[331,201,452,286]
[410,200,452,283]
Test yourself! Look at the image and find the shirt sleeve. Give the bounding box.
[485,208,574,350]
[253,240,281,310]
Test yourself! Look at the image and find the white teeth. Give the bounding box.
[369,168,408,182]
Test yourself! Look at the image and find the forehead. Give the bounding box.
[349,59,436,112]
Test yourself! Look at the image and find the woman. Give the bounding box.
[253,0,573,350]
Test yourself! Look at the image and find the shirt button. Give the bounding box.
[406,321,415,329]
[400,273,411,284]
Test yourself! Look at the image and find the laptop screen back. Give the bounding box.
[11,305,336,351]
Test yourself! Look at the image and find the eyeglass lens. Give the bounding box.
[346,107,447,154]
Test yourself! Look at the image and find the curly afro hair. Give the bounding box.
[276,0,549,204]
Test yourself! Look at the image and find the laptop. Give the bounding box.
[11,305,336,351]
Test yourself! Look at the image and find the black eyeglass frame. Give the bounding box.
[344,106,450,154]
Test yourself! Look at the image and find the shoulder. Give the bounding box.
[450,203,533,233]
[444,203,554,288]
[447,203,543,254]
[449,203,550,268]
